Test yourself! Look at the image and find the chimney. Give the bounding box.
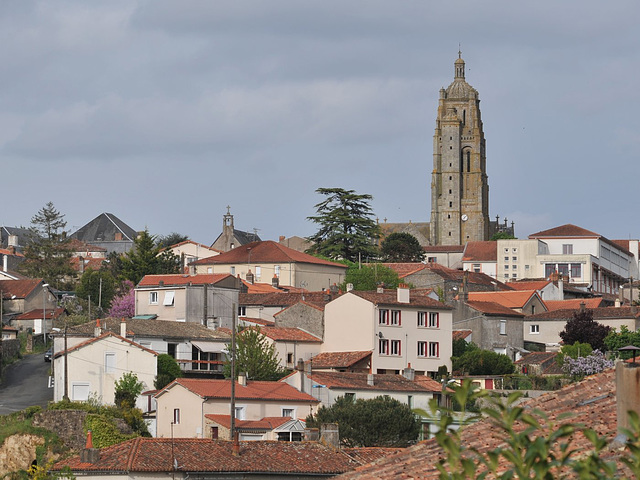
[272,274,279,289]
[403,364,415,381]
[616,361,640,438]
[320,423,340,449]
[120,318,127,337]
[2,253,7,272]
[78,256,85,275]
[304,428,319,442]
[346,283,354,292]
[246,270,254,285]
[330,283,339,295]
[238,373,247,387]
[367,373,374,386]
[232,432,240,456]
[615,298,621,308]
[159,280,164,287]
[397,283,410,303]
[279,235,285,243]
[80,431,100,464]
[8,234,17,247]
[94,319,102,337]
[580,301,586,313]
[376,285,384,294]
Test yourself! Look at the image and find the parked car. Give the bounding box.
[44,349,52,362]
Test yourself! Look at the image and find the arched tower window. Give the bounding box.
[462,110,466,125]
[466,150,471,172]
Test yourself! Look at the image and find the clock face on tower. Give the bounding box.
[461,214,468,222]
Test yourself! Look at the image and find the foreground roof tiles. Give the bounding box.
[258,326,321,342]
[205,414,293,430]
[16,308,65,320]
[160,378,319,403]
[53,438,361,475]
[508,280,552,291]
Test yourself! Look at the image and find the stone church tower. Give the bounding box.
[430,53,490,245]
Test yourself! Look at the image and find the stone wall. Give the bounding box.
[1,340,20,362]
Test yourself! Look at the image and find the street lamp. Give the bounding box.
[42,283,49,346]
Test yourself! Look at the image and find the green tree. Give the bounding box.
[342,263,400,291]
[223,328,287,381]
[490,231,517,240]
[556,341,593,366]
[19,202,75,289]
[452,349,514,376]
[306,395,419,447]
[604,325,640,359]
[76,268,117,311]
[559,309,610,351]
[380,232,425,262]
[452,339,478,358]
[114,372,145,409]
[154,354,183,390]
[156,232,190,249]
[306,187,380,262]
[120,229,180,284]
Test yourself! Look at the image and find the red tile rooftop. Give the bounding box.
[138,273,233,287]
[544,298,603,311]
[462,241,497,262]
[309,351,372,369]
[467,290,538,309]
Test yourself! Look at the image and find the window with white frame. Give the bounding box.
[163,291,175,306]
[562,244,573,255]
[428,342,439,358]
[417,312,426,327]
[255,266,262,280]
[417,341,426,357]
[390,310,401,326]
[390,340,401,356]
[71,383,90,401]
[428,312,439,328]
[173,408,180,424]
[275,265,280,277]
[207,267,213,273]
[149,291,158,305]
[282,408,295,418]
[105,352,116,373]
[378,339,389,355]
[530,324,540,334]
[238,306,247,316]
[499,320,507,335]
[230,266,236,275]
[473,264,481,273]
[379,309,389,325]
[235,406,246,420]
[504,256,509,262]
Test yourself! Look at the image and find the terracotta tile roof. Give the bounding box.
[422,245,466,253]
[462,241,497,262]
[467,290,539,309]
[241,280,281,293]
[529,224,632,256]
[514,351,557,365]
[67,238,107,252]
[465,301,525,317]
[383,263,430,278]
[55,331,158,358]
[338,369,618,479]
[53,438,360,475]
[350,290,451,309]
[70,256,106,272]
[545,298,603,311]
[452,330,472,341]
[342,447,405,465]
[527,306,640,321]
[16,308,65,321]
[418,263,513,290]
[508,280,552,291]
[258,326,321,342]
[240,291,337,309]
[309,351,372,369]
[239,317,275,326]
[612,239,638,256]
[205,414,293,430]
[138,273,234,287]
[0,279,43,299]
[190,240,347,268]
[413,375,446,391]
[0,248,24,257]
[63,318,230,341]
[305,372,442,393]
[159,378,319,403]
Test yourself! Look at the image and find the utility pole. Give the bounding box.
[230,302,237,440]
[63,322,69,401]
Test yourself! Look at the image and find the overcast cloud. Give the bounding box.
[1,1,639,243]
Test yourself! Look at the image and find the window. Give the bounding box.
[504,256,509,262]
[275,265,280,277]
[558,263,569,276]
[512,273,517,278]
[512,256,517,261]
[345,393,356,401]
[173,409,180,424]
[379,309,389,325]
[230,266,235,275]
[390,310,401,326]
[525,265,530,270]
[571,263,582,277]
[504,274,509,279]
[504,265,509,270]
[105,353,116,374]
[530,324,540,334]
[544,264,556,277]
[379,339,389,355]
[255,266,262,280]
[390,340,401,356]
[512,265,518,270]
[504,248,509,253]
[71,383,90,401]
[287,353,294,365]
[563,244,573,255]
[473,264,481,273]
[282,408,295,418]
[499,320,507,335]
[449,202,453,208]
[417,341,426,357]
[211,426,219,439]
[163,291,175,306]
[149,292,158,305]
[428,312,439,328]
[207,267,213,273]
[428,342,439,358]
[417,312,426,327]
[235,406,246,420]
[238,306,246,316]
[512,248,517,253]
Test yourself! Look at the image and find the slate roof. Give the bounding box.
[309,351,372,369]
[467,290,539,309]
[526,306,640,321]
[158,378,319,403]
[462,241,497,262]
[304,372,442,393]
[53,438,360,475]
[205,414,293,430]
[191,240,347,268]
[0,226,33,248]
[350,290,450,309]
[258,326,322,342]
[545,298,604,311]
[338,369,619,479]
[62,318,230,341]
[0,279,43,299]
[70,213,137,243]
[465,301,525,317]
[138,273,234,287]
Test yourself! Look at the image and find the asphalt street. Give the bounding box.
[0,352,52,415]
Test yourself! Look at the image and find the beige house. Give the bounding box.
[53,332,157,409]
[323,287,453,376]
[161,240,221,272]
[204,414,307,441]
[461,241,497,279]
[0,279,57,333]
[190,241,347,291]
[135,273,239,327]
[239,291,336,323]
[154,377,319,439]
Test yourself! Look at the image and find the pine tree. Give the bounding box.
[306,188,380,262]
[120,229,180,284]
[380,232,425,262]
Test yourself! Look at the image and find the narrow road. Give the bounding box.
[0,353,52,415]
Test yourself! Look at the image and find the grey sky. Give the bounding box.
[2,1,639,244]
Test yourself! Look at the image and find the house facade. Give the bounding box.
[323,288,453,376]
[461,241,497,279]
[161,240,221,272]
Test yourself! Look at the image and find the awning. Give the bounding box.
[191,341,227,353]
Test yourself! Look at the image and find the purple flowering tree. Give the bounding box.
[562,350,614,378]
[109,281,135,318]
